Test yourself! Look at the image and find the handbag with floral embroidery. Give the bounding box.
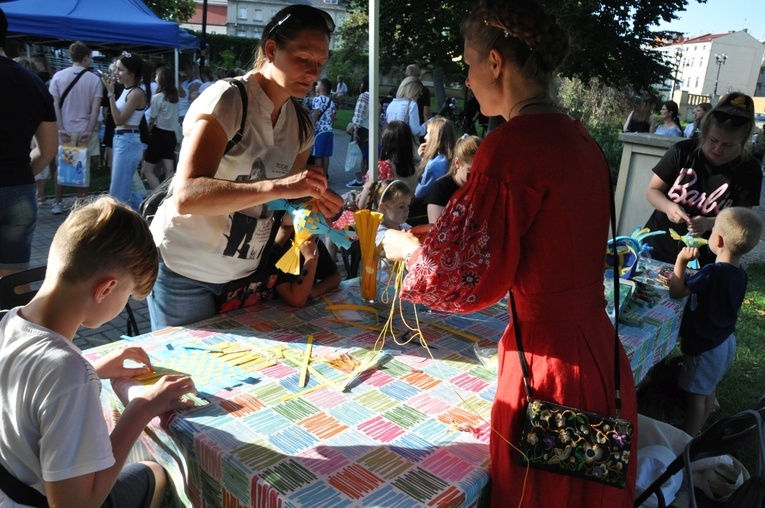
[515,153,633,488]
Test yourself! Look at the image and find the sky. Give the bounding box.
[657,0,765,40]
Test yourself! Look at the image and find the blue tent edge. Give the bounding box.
[0,0,199,51]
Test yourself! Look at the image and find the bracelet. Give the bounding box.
[107,92,115,98]
[404,250,415,265]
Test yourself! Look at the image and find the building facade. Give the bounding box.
[182,0,347,50]
[654,30,765,98]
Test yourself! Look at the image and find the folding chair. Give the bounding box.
[635,406,765,507]
[0,266,141,337]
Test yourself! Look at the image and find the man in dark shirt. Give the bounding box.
[0,7,58,276]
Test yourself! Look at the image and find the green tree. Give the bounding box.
[145,0,197,23]
[344,0,703,95]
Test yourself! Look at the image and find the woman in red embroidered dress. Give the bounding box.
[382,1,638,506]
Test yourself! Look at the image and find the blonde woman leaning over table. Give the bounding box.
[382,1,638,505]
[147,4,343,329]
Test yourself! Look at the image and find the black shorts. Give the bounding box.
[143,127,177,164]
[101,462,156,508]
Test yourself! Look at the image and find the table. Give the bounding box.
[85,279,507,508]
[609,260,686,385]
[86,267,683,507]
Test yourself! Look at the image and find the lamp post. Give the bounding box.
[713,53,727,97]
[670,48,683,96]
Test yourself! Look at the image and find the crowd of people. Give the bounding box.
[1,1,764,507]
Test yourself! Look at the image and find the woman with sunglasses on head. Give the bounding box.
[101,51,147,211]
[382,1,638,505]
[147,5,343,329]
[643,92,762,267]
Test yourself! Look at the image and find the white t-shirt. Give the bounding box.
[385,98,425,137]
[151,72,314,284]
[0,309,114,506]
[150,92,180,132]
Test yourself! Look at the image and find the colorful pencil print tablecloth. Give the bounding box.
[85,279,507,508]
[86,273,683,507]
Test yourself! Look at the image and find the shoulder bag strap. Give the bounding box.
[58,69,88,110]
[224,78,248,154]
[513,142,622,416]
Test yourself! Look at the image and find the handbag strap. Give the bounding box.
[513,142,622,417]
[58,69,87,110]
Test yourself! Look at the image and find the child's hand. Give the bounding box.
[141,374,197,414]
[300,237,318,260]
[92,346,153,379]
[676,246,699,264]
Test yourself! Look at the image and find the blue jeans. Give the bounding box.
[110,132,144,211]
[0,184,37,270]
[147,260,224,329]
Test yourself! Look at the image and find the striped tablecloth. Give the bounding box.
[86,271,682,507]
[85,279,506,507]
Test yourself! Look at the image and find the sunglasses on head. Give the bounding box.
[120,51,132,59]
[263,6,335,41]
[711,110,750,127]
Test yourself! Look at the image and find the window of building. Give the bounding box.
[687,77,691,87]
[253,30,262,39]
[254,9,263,21]
[324,0,338,4]
[237,29,246,37]
[238,8,247,20]
[695,77,699,87]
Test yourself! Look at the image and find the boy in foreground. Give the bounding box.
[669,206,763,436]
[0,196,197,507]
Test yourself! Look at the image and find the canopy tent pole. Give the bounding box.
[369,0,379,180]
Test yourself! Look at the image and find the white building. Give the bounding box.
[182,0,347,50]
[654,30,765,98]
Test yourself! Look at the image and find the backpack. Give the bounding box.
[139,78,248,223]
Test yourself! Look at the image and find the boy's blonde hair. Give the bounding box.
[50,196,159,299]
[715,207,763,256]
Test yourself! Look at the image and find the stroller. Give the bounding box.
[635,397,765,507]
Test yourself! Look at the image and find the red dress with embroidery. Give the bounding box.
[400,114,638,506]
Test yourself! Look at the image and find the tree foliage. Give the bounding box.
[343,0,704,92]
[144,0,197,23]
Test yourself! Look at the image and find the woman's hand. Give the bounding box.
[99,72,115,95]
[664,202,691,226]
[382,229,421,262]
[92,346,153,379]
[417,142,427,158]
[688,215,713,236]
[316,188,344,219]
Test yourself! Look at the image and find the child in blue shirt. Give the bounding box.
[669,206,762,436]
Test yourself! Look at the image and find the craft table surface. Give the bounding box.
[86,269,682,507]
[85,278,505,508]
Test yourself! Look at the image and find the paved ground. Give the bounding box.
[24,130,765,349]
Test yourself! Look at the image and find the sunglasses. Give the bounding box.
[121,51,132,59]
[712,110,749,127]
[263,6,335,41]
